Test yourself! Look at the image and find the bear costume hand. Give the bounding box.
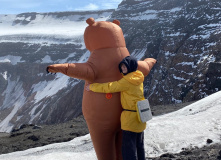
[46,66,56,75]
[46,64,69,74]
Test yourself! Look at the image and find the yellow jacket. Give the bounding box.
[90,70,146,133]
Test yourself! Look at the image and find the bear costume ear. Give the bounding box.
[86,17,95,26]
[113,19,120,26]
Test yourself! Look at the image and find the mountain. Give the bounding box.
[110,0,221,105]
[0,90,220,159]
[1,0,221,132]
[0,10,114,132]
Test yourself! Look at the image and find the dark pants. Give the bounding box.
[122,130,145,160]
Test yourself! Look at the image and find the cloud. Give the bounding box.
[0,0,122,14]
[74,3,99,11]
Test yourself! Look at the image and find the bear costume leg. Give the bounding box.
[86,120,122,160]
[82,91,123,160]
[115,130,123,160]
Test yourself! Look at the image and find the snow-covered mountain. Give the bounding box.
[0,10,114,132]
[0,90,220,160]
[110,0,221,104]
[1,0,221,133]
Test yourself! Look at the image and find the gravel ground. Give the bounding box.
[148,143,221,160]
[0,102,220,160]
[0,115,89,155]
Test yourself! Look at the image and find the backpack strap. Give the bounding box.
[123,109,137,112]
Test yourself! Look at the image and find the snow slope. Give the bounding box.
[0,10,113,132]
[0,90,220,159]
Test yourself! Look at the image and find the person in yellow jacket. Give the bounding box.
[87,56,155,160]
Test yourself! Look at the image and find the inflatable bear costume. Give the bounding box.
[47,17,156,160]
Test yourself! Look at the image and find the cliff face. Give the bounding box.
[110,0,221,105]
[0,10,114,132]
[0,0,221,132]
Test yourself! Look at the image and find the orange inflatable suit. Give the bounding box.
[47,17,156,160]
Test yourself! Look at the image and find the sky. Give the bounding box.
[0,0,123,14]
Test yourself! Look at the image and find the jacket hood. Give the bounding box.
[123,70,144,85]
[119,56,138,75]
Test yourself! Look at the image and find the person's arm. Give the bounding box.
[89,78,128,93]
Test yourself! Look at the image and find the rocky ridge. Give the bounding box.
[0,0,221,133]
[111,0,221,105]
[0,10,113,132]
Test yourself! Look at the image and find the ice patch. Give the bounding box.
[172,74,186,81]
[0,71,7,80]
[0,55,25,65]
[0,13,112,38]
[176,62,197,68]
[131,48,147,60]
[41,55,53,63]
[130,13,157,20]
[170,7,182,12]
[0,78,26,132]
[32,74,70,103]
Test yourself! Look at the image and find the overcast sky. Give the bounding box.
[0,0,122,14]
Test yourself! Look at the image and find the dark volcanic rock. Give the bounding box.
[0,115,89,154]
[110,0,221,105]
[149,143,221,160]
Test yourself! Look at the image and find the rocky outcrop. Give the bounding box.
[110,0,221,105]
[1,0,221,132]
[0,10,113,132]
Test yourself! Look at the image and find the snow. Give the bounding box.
[0,13,111,37]
[0,71,7,80]
[30,72,81,123]
[55,53,77,64]
[131,48,147,60]
[41,55,53,63]
[129,13,157,20]
[35,53,78,64]
[0,55,25,65]
[31,74,70,103]
[172,74,186,81]
[176,62,197,68]
[78,50,91,63]
[167,32,186,37]
[0,90,221,159]
[0,77,26,132]
[164,51,175,57]
[205,42,217,47]
[0,11,111,132]
[197,54,216,65]
[170,7,182,12]
[0,12,111,44]
[127,7,182,19]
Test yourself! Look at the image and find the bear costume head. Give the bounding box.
[84,17,126,51]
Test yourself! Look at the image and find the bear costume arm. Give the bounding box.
[138,58,157,76]
[47,62,95,82]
